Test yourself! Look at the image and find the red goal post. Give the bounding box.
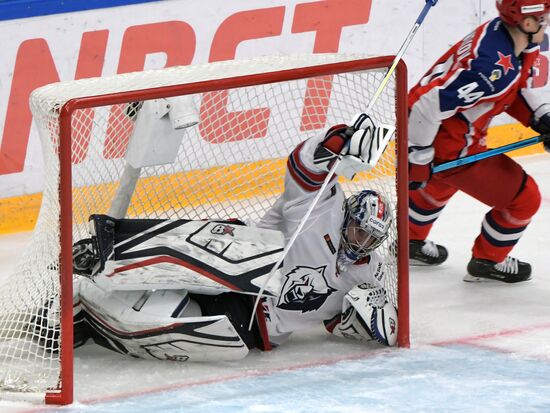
[0,54,409,405]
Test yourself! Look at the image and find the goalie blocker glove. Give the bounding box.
[313,113,395,180]
[531,104,550,153]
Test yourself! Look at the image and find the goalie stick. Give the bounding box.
[248,0,440,329]
[432,135,547,173]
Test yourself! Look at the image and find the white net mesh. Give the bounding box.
[0,54,404,399]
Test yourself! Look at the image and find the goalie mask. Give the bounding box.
[340,190,392,262]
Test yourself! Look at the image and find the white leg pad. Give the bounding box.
[92,217,283,297]
[78,280,249,362]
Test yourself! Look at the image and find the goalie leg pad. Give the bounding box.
[87,215,283,297]
[78,281,250,362]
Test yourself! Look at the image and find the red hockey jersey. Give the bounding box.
[408,17,544,165]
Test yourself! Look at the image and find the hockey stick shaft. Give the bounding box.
[366,0,438,114]
[248,0,439,330]
[432,135,545,173]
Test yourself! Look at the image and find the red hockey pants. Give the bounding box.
[409,154,541,262]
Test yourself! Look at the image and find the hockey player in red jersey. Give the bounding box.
[62,114,398,362]
[408,0,550,282]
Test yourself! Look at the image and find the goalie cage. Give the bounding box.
[0,54,409,405]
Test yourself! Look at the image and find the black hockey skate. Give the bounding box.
[72,214,116,277]
[72,238,99,277]
[31,299,91,352]
[409,239,448,266]
[464,256,531,283]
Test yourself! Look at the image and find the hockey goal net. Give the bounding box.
[0,54,408,404]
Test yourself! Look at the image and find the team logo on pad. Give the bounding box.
[210,224,235,236]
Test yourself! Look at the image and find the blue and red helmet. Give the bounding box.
[341,190,392,260]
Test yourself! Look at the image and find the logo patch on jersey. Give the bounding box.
[489,69,502,82]
[277,265,336,313]
[324,234,336,254]
[372,261,384,282]
[210,224,235,236]
[496,52,514,75]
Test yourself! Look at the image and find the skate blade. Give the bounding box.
[409,258,444,267]
[462,273,532,283]
[462,273,493,283]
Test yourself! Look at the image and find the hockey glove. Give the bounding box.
[408,162,432,190]
[334,283,397,346]
[531,104,550,153]
[344,114,395,177]
[313,123,355,171]
[313,115,395,180]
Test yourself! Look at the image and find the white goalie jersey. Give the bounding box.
[258,133,386,345]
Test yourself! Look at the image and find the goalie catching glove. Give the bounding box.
[328,283,397,346]
[313,113,396,179]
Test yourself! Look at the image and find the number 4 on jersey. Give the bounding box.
[457,81,484,104]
